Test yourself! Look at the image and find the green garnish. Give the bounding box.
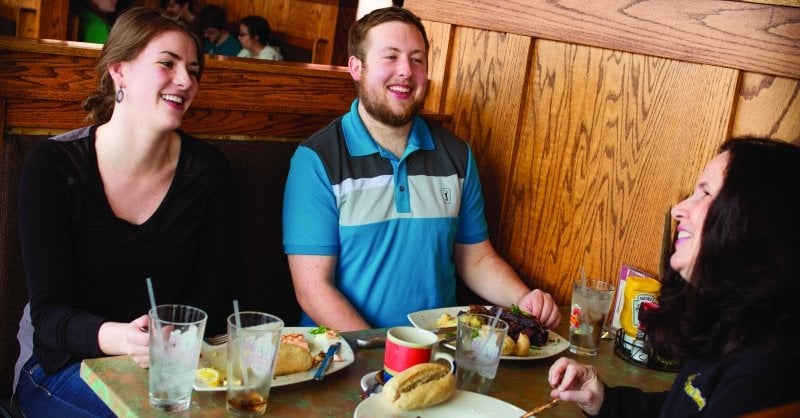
[309,326,329,335]
[510,304,532,317]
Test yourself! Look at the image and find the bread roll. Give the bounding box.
[382,363,455,410]
[274,341,313,376]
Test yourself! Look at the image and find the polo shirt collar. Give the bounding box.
[342,99,435,158]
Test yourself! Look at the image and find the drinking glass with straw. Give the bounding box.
[569,268,615,356]
[233,299,249,387]
[146,278,208,411]
[455,309,508,394]
[225,305,284,416]
[146,277,165,350]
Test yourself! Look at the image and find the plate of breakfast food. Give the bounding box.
[407,305,569,361]
[193,326,354,391]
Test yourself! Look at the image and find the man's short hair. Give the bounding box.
[348,6,429,62]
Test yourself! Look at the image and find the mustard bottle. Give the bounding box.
[620,276,661,337]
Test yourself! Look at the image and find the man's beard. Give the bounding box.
[358,81,424,127]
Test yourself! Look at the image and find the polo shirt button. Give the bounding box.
[399,185,406,192]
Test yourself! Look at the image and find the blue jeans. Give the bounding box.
[16,356,115,418]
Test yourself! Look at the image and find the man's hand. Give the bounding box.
[516,289,560,329]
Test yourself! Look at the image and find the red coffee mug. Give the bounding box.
[383,326,454,382]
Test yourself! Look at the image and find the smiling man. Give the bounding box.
[282,7,560,331]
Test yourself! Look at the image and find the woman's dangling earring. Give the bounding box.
[115,88,124,103]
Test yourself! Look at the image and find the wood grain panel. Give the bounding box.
[731,73,800,144]
[501,40,736,304]
[405,0,800,79]
[36,0,67,40]
[205,0,338,64]
[0,37,450,140]
[4,99,87,129]
[421,20,452,114]
[441,27,532,239]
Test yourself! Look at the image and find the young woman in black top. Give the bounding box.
[14,8,235,417]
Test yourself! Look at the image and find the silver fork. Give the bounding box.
[205,333,228,346]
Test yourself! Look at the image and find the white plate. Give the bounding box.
[359,370,383,395]
[354,389,525,417]
[193,326,354,391]
[407,306,570,361]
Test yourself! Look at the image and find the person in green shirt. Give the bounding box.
[78,0,117,44]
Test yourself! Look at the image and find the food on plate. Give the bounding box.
[196,327,345,386]
[195,367,222,387]
[275,328,343,376]
[513,332,531,356]
[436,313,457,327]
[310,326,344,361]
[432,306,548,357]
[468,305,549,356]
[382,363,455,410]
[275,340,315,376]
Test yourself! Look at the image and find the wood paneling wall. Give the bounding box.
[407,0,800,305]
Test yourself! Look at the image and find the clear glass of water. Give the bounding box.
[569,278,615,356]
[455,312,509,394]
[148,304,207,412]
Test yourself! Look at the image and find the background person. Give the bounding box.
[196,4,240,57]
[77,0,117,44]
[237,15,283,61]
[548,137,800,417]
[161,0,196,22]
[282,7,559,331]
[13,7,235,417]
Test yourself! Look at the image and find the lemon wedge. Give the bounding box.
[195,367,221,387]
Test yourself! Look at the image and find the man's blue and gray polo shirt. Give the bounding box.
[283,99,489,328]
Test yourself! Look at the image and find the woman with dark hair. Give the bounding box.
[14,7,234,417]
[237,15,283,61]
[548,137,800,417]
[196,4,240,56]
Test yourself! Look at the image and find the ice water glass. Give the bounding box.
[226,312,283,417]
[569,278,615,356]
[148,304,207,412]
[455,312,508,394]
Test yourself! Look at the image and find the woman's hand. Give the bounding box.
[98,315,151,368]
[548,357,605,416]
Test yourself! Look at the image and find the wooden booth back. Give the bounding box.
[0,36,358,397]
[0,35,452,397]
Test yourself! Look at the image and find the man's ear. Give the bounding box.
[348,56,362,81]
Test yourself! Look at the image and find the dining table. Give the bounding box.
[80,306,676,417]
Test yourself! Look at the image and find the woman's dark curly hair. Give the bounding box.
[82,7,204,124]
[642,137,800,362]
